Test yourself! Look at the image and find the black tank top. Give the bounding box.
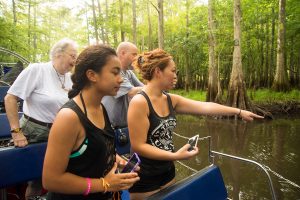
[138,91,177,176]
[47,99,115,200]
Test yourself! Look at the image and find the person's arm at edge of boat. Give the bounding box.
[170,94,264,121]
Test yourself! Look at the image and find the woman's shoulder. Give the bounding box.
[50,107,82,142]
[131,92,148,105]
[128,94,150,118]
[167,92,181,100]
[55,106,80,124]
[166,93,186,108]
[129,93,149,113]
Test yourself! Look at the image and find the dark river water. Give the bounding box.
[173,115,300,200]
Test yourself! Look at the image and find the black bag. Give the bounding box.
[114,127,131,155]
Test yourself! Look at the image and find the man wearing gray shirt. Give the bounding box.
[102,42,143,154]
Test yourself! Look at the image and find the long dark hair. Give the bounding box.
[68,45,117,99]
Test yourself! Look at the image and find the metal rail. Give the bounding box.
[173,133,278,199]
[206,136,277,200]
[0,47,30,65]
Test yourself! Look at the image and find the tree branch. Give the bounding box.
[287,68,297,73]
[148,0,159,13]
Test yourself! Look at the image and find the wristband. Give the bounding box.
[83,178,91,196]
[238,109,241,117]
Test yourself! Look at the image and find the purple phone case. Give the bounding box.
[121,153,141,173]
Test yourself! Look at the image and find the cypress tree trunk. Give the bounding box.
[184,0,190,92]
[272,0,290,91]
[147,2,153,50]
[132,0,137,44]
[119,0,125,42]
[227,0,252,112]
[157,0,164,49]
[206,0,220,102]
[92,0,99,44]
[97,0,106,43]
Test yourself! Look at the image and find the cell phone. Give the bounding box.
[121,153,141,173]
[187,134,199,151]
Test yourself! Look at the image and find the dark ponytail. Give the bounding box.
[68,44,117,99]
[68,85,83,99]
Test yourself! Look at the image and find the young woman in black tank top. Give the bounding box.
[127,49,263,200]
[43,45,139,200]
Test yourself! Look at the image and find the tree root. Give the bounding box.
[253,101,300,119]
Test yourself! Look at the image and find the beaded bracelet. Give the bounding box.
[83,178,91,196]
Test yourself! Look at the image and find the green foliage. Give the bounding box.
[0,0,299,91]
[170,89,206,101]
[248,89,300,103]
[0,1,87,63]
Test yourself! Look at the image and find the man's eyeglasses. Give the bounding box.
[68,54,77,60]
[64,52,77,60]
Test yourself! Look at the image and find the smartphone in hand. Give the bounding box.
[121,153,141,173]
[187,135,199,151]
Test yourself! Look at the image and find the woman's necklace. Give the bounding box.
[53,66,66,89]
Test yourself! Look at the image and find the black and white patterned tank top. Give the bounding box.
[138,91,177,176]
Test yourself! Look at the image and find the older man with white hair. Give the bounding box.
[4,38,78,199]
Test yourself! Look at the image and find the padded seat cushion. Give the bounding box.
[0,142,47,188]
[146,165,227,200]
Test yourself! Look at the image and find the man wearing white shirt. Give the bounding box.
[4,38,77,199]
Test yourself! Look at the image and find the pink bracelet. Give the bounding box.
[83,178,91,196]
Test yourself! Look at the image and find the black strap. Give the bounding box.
[79,92,87,117]
[139,91,175,117]
[163,91,176,116]
[138,91,155,114]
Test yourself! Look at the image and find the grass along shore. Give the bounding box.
[171,89,300,116]
[171,89,300,103]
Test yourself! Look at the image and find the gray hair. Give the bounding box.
[49,38,77,60]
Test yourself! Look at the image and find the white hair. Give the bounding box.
[49,38,78,60]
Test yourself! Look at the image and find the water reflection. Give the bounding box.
[173,115,300,200]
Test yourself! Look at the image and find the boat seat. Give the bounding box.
[0,112,23,139]
[0,86,9,101]
[146,165,227,200]
[0,86,23,113]
[0,142,47,188]
[0,86,9,113]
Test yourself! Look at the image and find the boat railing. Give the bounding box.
[0,47,30,65]
[206,135,277,200]
[173,133,278,200]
